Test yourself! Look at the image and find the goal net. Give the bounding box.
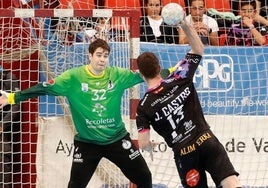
[1,1,268,188]
[0,3,141,188]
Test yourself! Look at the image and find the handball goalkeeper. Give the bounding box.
[0,38,165,188]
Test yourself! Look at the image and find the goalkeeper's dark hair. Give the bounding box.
[88,38,110,55]
[137,52,161,79]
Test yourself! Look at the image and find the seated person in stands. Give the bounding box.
[140,0,179,44]
[230,0,267,19]
[94,17,126,42]
[79,17,126,43]
[178,0,219,46]
[226,0,268,46]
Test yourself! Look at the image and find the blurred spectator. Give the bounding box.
[140,0,179,44]
[77,17,126,43]
[257,0,268,19]
[226,0,268,46]
[178,0,219,45]
[0,67,21,188]
[93,17,126,42]
[230,0,240,15]
[231,0,267,18]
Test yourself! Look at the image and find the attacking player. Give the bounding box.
[136,17,242,187]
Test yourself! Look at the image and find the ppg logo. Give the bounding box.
[194,54,233,92]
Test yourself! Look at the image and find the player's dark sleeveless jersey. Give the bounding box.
[136,53,210,151]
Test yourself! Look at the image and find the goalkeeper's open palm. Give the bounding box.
[0,90,9,109]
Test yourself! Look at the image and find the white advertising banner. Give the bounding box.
[36,115,268,187]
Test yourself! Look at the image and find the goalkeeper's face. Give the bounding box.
[88,47,109,75]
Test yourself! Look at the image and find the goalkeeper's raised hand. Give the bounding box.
[0,90,9,109]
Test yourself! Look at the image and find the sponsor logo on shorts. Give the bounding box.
[186,169,200,187]
[121,139,141,160]
[122,139,131,150]
[73,147,83,163]
[129,150,141,160]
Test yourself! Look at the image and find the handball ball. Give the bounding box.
[161,3,184,26]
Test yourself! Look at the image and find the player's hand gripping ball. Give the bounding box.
[161,3,184,26]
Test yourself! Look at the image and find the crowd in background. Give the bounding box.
[93,0,268,46]
[2,0,268,45]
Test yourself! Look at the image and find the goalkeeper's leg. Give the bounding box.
[105,134,152,188]
[67,140,102,188]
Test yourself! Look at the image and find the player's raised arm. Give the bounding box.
[180,20,204,56]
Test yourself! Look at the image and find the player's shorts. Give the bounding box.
[173,129,239,187]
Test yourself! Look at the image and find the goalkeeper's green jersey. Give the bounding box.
[14,65,143,145]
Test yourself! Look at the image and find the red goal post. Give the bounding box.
[0,7,141,187]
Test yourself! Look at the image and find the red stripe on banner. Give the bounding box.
[35,9,55,17]
[73,9,93,17]
[0,9,15,17]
